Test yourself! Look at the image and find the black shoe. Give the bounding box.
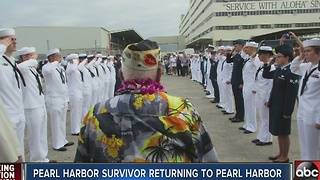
[205,92,211,95]
[72,133,79,136]
[268,155,280,161]
[244,130,253,134]
[49,160,57,163]
[273,159,289,163]
[221,110,226,113]
[223,112,234,115]
[64,142,74,147]
[231,118,244,123]
[239,127,246,131]
[251,139,260,143]
[211,99,218,103]
[256,141,273,146]
[53,147,67,151]
[216,105,223,109]
[229,117,236,121]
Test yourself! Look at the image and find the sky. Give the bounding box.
[0,0,189,39]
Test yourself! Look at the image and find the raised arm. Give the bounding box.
[42,61,59,76]
[17,59,38,72]
[290,54,307,76]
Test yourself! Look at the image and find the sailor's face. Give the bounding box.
[304,46,320,62]
[5,35,17,52]
[51,53,62,63]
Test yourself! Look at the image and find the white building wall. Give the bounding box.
[180,0,320,48]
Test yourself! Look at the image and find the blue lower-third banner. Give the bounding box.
[25,163,291,180]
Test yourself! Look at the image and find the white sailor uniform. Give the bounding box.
[107,61,116,98]
[18,59,49,162]
[0,45,26,160]
[66,58,84,135]
[253,63,274,143]
[242,56,260,132]
[220,56,234,113]
[291,57,320,160]
[42,61,69,150]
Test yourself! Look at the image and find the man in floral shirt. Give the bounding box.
[74,40,219,163]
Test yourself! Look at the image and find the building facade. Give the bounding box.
[14,26,143,58]
[15,26,111,57]
[179,0,320,50]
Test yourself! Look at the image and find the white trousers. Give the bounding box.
[82,93,92,120]
[222,82,234,113]
[197,70,202,83]
[104,80,110,101]
[46,97,68,149]
[9,114,25,161]
[99,83,105,103]
[91,84,99,107]
[69,95,83,134]
[243,86,257,132]
[297,118,320,160]
[217,78,225,108]
[191,68,196,81]
[206,76,214,95]
[25,106,49,162]
[109,79,116,98]
[256,96,272,143]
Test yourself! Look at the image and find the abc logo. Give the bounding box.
[296,162,319,179]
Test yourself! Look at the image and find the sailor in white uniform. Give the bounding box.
[78,54,91,119]
[205,45,215,98]
[86,55,99,106]
[94,54,106,102]
[215,46,225,106]
[66,54,84,136]
[0,28,26,160]
[252,46,274,146]
[17,47,53,162]
[101,55,111,101]
[107,55,116,98]
[291,38,320,160]
[42,48,74,151]
[241,42,260,134]
[220,46,234,114]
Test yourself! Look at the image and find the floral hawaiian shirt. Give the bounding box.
[74,80,219,163]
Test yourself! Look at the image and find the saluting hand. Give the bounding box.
[268,57,276,67]
[315,124,320,129]
[0,37,12,47]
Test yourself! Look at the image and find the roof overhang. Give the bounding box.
[251,27,320,42]
[110,29,143,43]
[186,37,212,48]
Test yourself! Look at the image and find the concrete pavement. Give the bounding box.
[24,74,300,162]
